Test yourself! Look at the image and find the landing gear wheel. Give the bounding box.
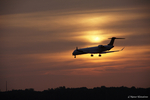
[99,54,101,57]
[91,54,93,57]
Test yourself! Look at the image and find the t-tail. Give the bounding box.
[108,37,125,46]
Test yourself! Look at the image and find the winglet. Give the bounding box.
[121,47,125,51]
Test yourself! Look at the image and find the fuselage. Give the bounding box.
[72,45,114,55]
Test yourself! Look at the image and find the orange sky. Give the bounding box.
[0,0,150,91]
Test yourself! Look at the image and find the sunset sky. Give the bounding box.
[0,0,150,91]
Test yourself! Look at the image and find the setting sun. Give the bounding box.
[87,35,106,43]
[73,30,106,43]
[81,35,103,43]
[92,36,100,42]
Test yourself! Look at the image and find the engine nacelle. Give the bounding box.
[98,45,105,48]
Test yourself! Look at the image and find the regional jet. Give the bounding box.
[72,37,125,58]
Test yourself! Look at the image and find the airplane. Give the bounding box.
[72,37,125,58]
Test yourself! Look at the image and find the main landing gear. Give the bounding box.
[91,54,101,57]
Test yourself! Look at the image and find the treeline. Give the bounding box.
[0,86,150,100]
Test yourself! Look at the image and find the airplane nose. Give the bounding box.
[72,50,77,55]
[72,50,75,55]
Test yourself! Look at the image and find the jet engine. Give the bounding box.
[98,45,105,48]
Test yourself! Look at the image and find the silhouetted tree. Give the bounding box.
[0,86,149,100]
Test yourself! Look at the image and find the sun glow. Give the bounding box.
[85,34,106,43]
[73,30,106,43]
[91,36,100,42]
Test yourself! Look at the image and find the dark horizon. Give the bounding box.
[2,85,150,92]
[1,86,149,100]
[1,83,150,92]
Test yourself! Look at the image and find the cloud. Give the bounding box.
[1,39,88,55]
[1,0,149,15]
[1,6,149,49]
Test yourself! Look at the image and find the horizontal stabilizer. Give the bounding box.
[108,37,125,45]
[108,37,125,39]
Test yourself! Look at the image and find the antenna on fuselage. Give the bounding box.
[76,47,78,50]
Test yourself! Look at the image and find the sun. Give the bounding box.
[81,35,104,43]
[93,37,100,42]
[90,36,101,43]
[72,30,106,43]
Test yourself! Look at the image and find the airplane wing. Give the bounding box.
[101,47,125,54]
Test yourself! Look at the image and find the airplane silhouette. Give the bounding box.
[72,37,125,58]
